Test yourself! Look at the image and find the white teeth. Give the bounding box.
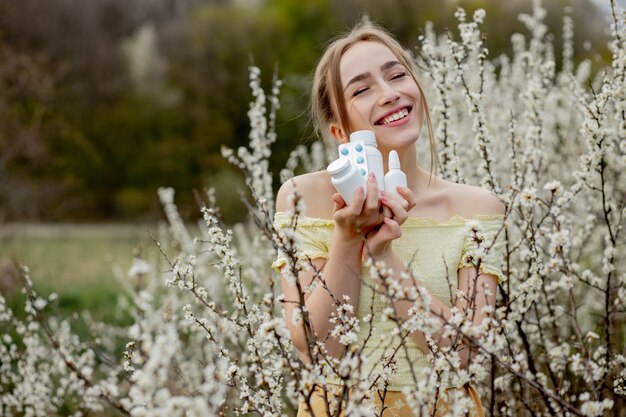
[382,108,409,125]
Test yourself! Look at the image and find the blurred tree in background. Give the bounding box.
[0,0,611,224]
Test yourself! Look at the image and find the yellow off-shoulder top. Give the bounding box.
[272,212,505,391]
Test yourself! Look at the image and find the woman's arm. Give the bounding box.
[378,252,497,367]
[276,172,384,362]
[371,186,503,367]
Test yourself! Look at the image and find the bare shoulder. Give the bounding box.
[275,171,335,218]
[446,182,505,218]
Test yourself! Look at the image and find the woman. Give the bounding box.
[273,22,504,417]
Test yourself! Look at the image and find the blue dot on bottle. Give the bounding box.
[356,156,364,164]
[355,144,363,152]
[341,148,349,155]
[360,169,366,176]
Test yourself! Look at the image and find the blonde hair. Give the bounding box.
[311,21,438,176]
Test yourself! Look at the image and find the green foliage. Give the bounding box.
[205,167,249,225]
[0,224,152,324]
[0,0,612,222]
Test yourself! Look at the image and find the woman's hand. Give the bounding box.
[382,186,417,224]
[332,172,385,242]
[363,185,417,259]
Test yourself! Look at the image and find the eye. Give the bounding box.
[390,72,407,81]
[352,86,369,97]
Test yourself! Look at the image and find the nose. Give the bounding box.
[378,82,400,106]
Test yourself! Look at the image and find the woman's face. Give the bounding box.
[334,41,424,152]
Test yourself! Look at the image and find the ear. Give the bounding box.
[329,123,348,144]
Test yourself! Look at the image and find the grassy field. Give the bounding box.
[0,223,160,321]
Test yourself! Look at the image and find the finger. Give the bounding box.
[382,217,402,238]
[396,186,417,211]
[381,190,409,211]
[332,193,347,211]
[371,218,402,245]
[381,196,408,225]
[381,205,393,219]
[333,187,364,227]
[348,186,366,215]
[365,172,380,213]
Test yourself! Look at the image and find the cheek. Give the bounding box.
[347,101,369,123]
[413,88,425,119]
[414,86,423,106]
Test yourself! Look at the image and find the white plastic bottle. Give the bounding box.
[327,158,365,204]
[384,150,407,196]
[350,130,385,191]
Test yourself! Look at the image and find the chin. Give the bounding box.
[375,128,421,150]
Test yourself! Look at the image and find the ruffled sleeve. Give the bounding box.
[457,215,506,283]
[271,212,335,272]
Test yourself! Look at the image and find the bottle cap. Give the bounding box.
[327,158,351,175]
[388,150,401,170]
[349,130,376,146]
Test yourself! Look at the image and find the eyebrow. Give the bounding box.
[344,60,403,91]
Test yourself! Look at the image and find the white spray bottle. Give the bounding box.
[384,150,407,196]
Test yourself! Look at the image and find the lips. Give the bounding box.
[374,105,413,126]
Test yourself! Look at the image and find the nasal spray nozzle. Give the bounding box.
[327,130,407,204]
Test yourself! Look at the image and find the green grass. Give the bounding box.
[0,223,160,322]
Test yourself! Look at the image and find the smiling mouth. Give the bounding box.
[374,106,412,125]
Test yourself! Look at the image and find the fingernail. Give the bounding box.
[381,197,388,203]
[368,172,376,183]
